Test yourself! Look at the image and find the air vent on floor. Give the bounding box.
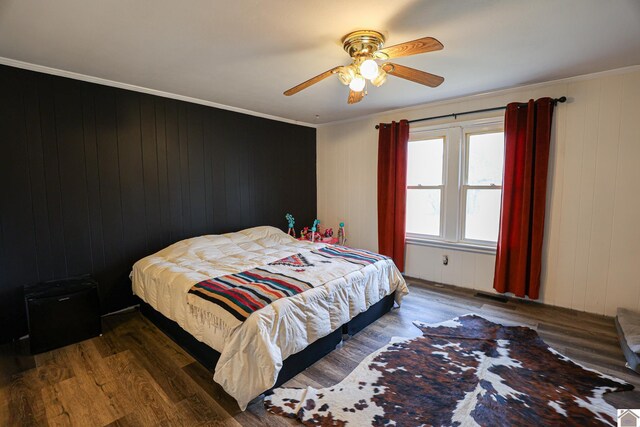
[474,292,509,303]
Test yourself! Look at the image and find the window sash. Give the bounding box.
[463,129,504,187]
[460,186,502,245]
[407,134,446,187]
[406,186,444,238]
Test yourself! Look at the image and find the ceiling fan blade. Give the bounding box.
[382,63,444,87]
[347,90,364,104]
[284,66,342,96]
[375,37,443,59]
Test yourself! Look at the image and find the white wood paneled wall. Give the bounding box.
[317,66,640,316]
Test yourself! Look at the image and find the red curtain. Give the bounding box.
[493,98,555,299]
[377,120,409,271]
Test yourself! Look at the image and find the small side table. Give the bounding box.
[24,275,102,354]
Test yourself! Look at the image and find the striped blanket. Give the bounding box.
[188,246,388,321]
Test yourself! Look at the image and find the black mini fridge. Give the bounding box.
[24,275,102,354]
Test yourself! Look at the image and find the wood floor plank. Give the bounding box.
[94,317,128,358]
[136,316,195,368]
[173,389,241,427]
[6,372,48,426]
[102,350,175,425]
[181,361,241,416]
[0,339,36,387]
[105,411,147,427]
[40,371,122,426]
[116,331,193,403]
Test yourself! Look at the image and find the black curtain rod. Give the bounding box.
[375,96,567,129]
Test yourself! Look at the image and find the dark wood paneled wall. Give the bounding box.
[0,64,316,343]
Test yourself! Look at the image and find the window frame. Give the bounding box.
[405,117,504,254]
[405,130,447,240]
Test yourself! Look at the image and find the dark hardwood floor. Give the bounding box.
[2,278,639,426]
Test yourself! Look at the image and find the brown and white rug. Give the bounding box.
[264,314,633,426]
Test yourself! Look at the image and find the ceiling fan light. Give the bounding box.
[359,59,379,80]
[337,66,355,85]
[349,75,366,92]
[371,69,387,87]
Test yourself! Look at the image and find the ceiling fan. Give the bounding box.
[284,30,444,104]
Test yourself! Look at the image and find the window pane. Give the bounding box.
[465,189,501,242]
[406,189,441,236]
[467,132,504,185]
[407,138,444,186]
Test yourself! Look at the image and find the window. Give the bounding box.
[405,119,504,251]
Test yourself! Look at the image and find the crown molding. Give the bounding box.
[318,64,640,128]
[0,56,317,129]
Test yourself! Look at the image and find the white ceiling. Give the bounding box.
[1,0,639,124]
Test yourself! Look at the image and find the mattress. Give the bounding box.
[131,226,408,410]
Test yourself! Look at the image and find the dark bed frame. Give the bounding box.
[138,291,395,391]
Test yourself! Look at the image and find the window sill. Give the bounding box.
[406,236,497,255]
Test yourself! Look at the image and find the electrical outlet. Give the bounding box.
[442,255,449,266]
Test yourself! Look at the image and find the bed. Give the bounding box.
[131,226,408,409]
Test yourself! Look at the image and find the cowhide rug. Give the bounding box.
[264,314,633,426]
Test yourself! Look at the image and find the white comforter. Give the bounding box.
[131,226,408,410]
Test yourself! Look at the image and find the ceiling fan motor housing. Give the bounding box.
[342,30,385,58]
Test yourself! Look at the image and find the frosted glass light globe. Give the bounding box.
[371,69,387,87]
[337,65,355,85]
[359,59,379,80]
[349,75,366,92]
